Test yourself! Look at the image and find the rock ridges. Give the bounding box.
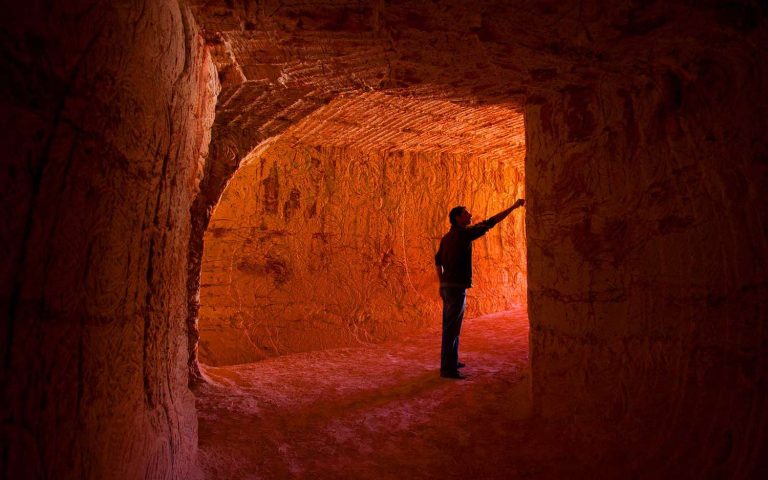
[1,0,766,478]
[186,0,768,473]
[1,1,217,478]
[197,93,526,364]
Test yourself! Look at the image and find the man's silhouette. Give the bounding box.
[434,200,525,379]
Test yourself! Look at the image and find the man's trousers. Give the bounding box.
[440,286,466,373]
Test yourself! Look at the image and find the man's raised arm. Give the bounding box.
[488,198,526,225]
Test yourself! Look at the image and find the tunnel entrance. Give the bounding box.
[197,92,527,367]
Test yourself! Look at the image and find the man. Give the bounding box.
[434,199,525,379]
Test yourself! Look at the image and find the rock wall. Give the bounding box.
[199,138,526,365]
[187,0,768,472]
[183,0,394,378]
[2,0,764,477]
[0,1,217,479]
[526,48,768,475]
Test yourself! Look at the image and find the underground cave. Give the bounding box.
[2,1,767,479]
[197,93,527,366]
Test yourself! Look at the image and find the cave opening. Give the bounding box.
[193,91,532,476]
[196,92,528,368]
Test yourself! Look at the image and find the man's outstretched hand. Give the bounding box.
[489,199,526,225]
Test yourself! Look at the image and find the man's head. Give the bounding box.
[449,206,472,227]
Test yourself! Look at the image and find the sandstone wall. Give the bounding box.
[199,139,526,365]
[526,50,768,475]
[186,1,768,472]
[4,0,763,477]
[0,2,217,479]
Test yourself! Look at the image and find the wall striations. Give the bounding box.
[0,1,217,479]
[187,1,768,473]
[199,135,526,365]
[2,0,766,477]
[526,52,768,477]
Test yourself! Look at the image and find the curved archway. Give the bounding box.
[197,92,527,366]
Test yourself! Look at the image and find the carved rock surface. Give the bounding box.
[525,62,768,473]
[199,94,526,365]
[186,0,768,474]
[2,0,767,478]
[1,2,217,479]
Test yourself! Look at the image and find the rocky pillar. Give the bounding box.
[0,1,217,478]
[526,54,767,472]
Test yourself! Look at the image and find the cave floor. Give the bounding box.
[195,307,604,479]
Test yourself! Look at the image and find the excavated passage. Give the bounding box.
[4,1,768,478]
[198,94,526,366]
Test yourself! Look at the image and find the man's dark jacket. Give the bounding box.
[434,218,498,288]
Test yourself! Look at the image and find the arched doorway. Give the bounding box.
[196,92,528,367]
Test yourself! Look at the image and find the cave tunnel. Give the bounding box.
[2,1,767,479]
[197,93,528,366]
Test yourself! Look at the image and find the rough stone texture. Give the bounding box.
[196,309,546,479]
[2,0,767,478]
[198,97,526,363]
[526,58,768,474]
[183,1,398,377]
[0,1,217,479]
[186,0,768,475]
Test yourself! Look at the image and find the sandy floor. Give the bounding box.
[195,308,600,479]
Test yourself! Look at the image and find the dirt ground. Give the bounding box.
[195,308,613,479]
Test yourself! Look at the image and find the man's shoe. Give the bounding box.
[457,362,466,369]
[440,371,466,380]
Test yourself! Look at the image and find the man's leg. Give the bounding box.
[453,289,466,367]
[440,287,453,372]
[440,287,466,374]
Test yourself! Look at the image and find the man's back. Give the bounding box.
[435,218,498,288]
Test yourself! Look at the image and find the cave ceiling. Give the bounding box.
[187,0,738,158]
[274,92,526,165]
